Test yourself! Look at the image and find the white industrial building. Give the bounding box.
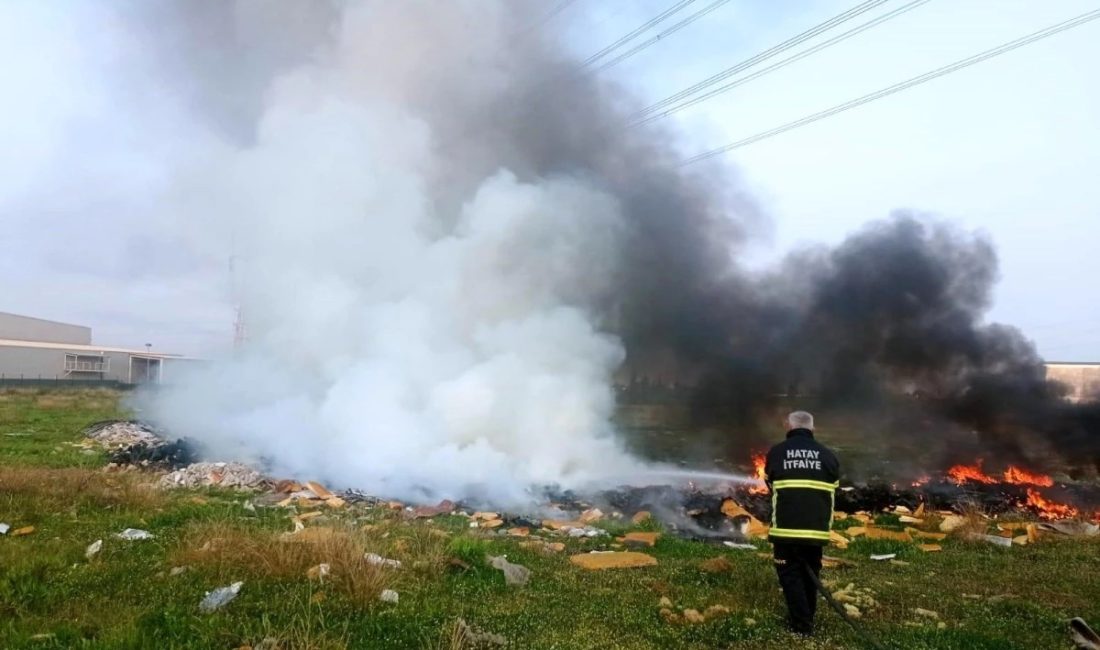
[0,311,195,385]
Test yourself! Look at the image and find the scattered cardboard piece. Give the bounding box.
[1012,535,1029,546]
[543,520,585,530]
[863,528,911,542]
[834,511,849,521]
[846,526,868,538]
[507,528,530,537]
[829,530,849,549]
[274,479,302,494]
[324,497,346,509]
[569,551,658,570]
[12,526,35,537]
[939,515,966,533]
[306,481,333,499]
[480,519,504,529]
[579,509,604,524]
[918,544,942,552]
[894,505,912,515]
[1026,524,1040,544]
[297,511,324,521]
[905,527,947,541]
[898,516,924,525]
[721,499,750,519]
[632,511,652,524]
[622,532,660,547]
[914,503,926,518]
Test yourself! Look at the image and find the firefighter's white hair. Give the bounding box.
[787,411,814,430]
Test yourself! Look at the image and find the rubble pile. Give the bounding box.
[84,420,164,449]
[160,462,266,489]
[108,439,198,470]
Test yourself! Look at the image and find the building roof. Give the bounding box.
[0,311,89,330]
[0,338,188,359]
[1045,361,1100,367]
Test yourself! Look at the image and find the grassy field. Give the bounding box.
[2,388,1098,649]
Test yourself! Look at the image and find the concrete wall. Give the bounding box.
[0,312,91,345]
[1045,363,1100,403]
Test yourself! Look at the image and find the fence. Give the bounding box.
[0,376,135,390]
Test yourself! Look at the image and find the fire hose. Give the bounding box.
[803,562,888,650]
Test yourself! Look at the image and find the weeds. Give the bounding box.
[173,520,388,607]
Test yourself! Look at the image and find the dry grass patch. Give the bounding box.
[0,465,163,511]
[173,520,390,606]
[949,501,996,541]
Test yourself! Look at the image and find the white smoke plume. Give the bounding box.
[138,1,661,504]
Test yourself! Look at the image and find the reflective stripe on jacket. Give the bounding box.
[765,428,840,546]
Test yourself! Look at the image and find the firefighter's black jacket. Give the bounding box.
[764,428,840,546]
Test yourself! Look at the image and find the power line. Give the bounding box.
[581,0,699,68]
[536,0,581,27]
[680,8,1100,167]
[633,0,891,119]
[590,0,735,73]
[633,0,930,126]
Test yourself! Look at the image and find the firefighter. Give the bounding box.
[764,410,840,636]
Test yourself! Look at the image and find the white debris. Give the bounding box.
[199,581,243,613]
[85,539,103,559]
[870,553,897,561]
[84,421,163,449]
[160,462,265,489]
[379,589,399,604]
[170,566,189,576]
[722,541,756,550]
[117,528,155,541]
[365,553,402,569]
[0,523,9,535]
[1040,521,1099,537]
[563,525,608,538]
[488,555,531,587]
[975,534,1012,548]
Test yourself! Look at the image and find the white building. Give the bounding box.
[0,311,195,385]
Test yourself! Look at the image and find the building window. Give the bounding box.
[64,354,108,373]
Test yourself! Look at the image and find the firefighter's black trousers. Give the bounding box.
[773,543,822,635]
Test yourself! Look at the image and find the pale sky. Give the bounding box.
[1,0,1097,360]
[566,0,1100,361]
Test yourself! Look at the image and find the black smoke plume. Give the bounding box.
[104,2,1096,479]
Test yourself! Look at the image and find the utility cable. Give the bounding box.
[633,0,930,126]
[680,8,1100,166]
[591,0,735,73]
[633,0,891,118]
[581,0,699,68]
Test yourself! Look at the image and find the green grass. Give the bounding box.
[1,388,1098,649]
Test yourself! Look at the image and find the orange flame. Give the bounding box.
[748,453,768,495]
[911,475,931,488]
[1024,488,1079,520]
[1002,466,1054,487]
[946,462,997,485]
